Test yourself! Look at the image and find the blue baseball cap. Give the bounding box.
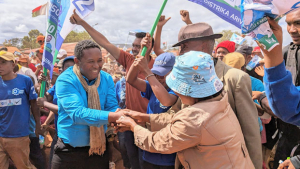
[166,51,223,98]
[151,52,175,76]
[62,56,75,68]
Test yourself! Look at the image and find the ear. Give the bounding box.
[74,57,80,64]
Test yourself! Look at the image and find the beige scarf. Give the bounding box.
[73,65,106,155]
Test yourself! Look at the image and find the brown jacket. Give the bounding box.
[134,93,254,169]
[169,60,262,169]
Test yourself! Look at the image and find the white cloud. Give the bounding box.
[15,24,28,33]
[0,0,292,47]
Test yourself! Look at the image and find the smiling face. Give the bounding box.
[132,38,142,56]
[75,48,103,81]
[286,9,300,45]
[216,47,229,61]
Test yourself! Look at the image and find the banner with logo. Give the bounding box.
[230,33,245,45]
[55,0,95,54]
[42,0,61,78]
[241,0,300,51]
[189,0,242,28]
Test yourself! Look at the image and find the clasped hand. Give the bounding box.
[111,109,148,133]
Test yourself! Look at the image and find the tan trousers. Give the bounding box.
[0,136,35,169]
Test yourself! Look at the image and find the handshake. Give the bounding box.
[108,109,150,132]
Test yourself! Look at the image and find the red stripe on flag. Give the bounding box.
[32,5,42,13]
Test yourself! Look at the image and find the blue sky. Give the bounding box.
[0,0,292,47]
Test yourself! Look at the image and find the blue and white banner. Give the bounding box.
[42,0,61,78]
[189,0,242,28]
[241,0,300,51]
[230,33,245,45]
[55,0,95,57]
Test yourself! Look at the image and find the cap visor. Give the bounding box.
[151,66,172,76]
[172,34,223,47]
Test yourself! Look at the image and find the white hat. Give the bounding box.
[57,49,67,59]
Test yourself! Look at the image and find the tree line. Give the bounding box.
[2,29,91,49]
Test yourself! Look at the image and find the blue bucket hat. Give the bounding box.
[166,51,223,98]
[151,52,175,76]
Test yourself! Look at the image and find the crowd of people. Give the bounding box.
[1,7,300,169]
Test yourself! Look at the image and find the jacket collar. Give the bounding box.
[215,59,226,82]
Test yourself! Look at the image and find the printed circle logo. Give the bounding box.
[214,79,223,92]
[12,88,20,96]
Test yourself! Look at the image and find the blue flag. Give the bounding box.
[55,0,95,55]
[42,0,61,78]
[189,0,242,28]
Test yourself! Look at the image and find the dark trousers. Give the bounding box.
[48,135,57,169]
[29,137,46,169]
[124,131,141,169]
[117,132,131,168]
[51,138,109,169]
[142,160,174,169]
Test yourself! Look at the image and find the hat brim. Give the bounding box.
[151,66,172,76]
[172,34,223,47]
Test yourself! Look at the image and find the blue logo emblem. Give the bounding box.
[72,0,95,16]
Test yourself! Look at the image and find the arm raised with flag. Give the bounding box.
[70,9,121,60]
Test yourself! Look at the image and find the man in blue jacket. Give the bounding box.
[51,40,123,169]
[260,16,300,168]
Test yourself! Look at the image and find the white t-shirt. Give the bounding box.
[17,66,38,85]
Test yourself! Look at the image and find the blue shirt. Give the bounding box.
[250,76,264,132]
[115,77,126,109]
[140,81,177,166]
[47,85,58,132]
[0,74,37,137]
[56,67,118,147]
[264,61,300,126]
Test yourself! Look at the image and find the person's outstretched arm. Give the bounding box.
[260,18,300,126]
[126,57,147,93]
[154,15,171,56]
[70,9,120,60]
[180,10,192,25]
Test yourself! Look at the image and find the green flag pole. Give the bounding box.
[39,49,59,97]
[140,0,168,57]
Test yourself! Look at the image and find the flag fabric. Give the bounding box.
[241,0,300,51]
[188,0,242,28]
[230,33,245,45]
[32,2,48,17]
[129,31,136,36]
[55,0,95,56]
[42,0,61,78]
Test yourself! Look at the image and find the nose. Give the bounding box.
[289,24,298,34]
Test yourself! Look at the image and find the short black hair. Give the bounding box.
[0,47,8,51]
[74,40,101,60]
[135,32,155,49]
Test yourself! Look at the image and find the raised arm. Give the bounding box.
[70,9,120,60]
[139,34,178,107]
[180,10,192,25]
[154,15,171,56]
[260,18,300,126]
[126,58,147,93]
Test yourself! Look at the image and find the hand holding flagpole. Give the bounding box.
[140,0,168,57]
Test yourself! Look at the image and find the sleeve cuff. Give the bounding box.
[94,110,110,127]
[290,156,300,169]
[264,61,288,82]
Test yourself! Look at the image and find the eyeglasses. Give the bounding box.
[38,40,43,43]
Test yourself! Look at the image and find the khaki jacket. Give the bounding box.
[169,60,262,169]
[134,93,254,169]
